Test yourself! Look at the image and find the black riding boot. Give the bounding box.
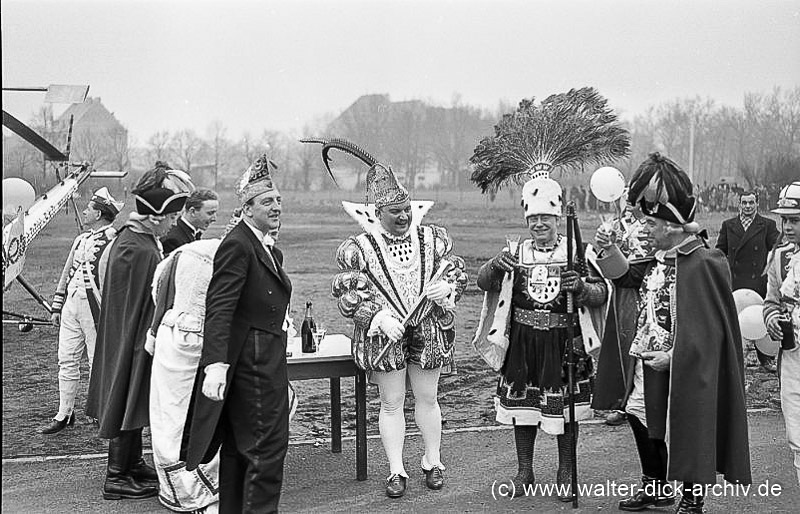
[103,431,158,500]
[129,428,158,487]
[556,422,578,502]
[510,425,537,497]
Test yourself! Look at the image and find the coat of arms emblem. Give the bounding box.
[525,264,561,304]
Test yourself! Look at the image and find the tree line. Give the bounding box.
[3,87,798,194]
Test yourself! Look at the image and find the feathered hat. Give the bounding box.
[627,152,696,226]
[470,87,629,218]
[236,154,279,205]
[772,181,800,216]
[300,137,409,208]
[301,137,433,234]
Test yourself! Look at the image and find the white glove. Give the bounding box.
[425,280,453,302]
[144,331,156,356]
[202,362,230,401]
[376,311,405,343]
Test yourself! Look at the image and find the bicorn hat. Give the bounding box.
[91,187,124,215]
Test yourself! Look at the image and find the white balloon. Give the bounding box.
[2,178,36,216]
[739,304,768,341]
[590,167,626,203]
[754,334,779,358]
[732,288,763,315]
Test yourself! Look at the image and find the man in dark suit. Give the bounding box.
[716,190,780,369]
[161,188,219,255]
[182,155,292,513]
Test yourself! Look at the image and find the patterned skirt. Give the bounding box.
[495,322,593,435]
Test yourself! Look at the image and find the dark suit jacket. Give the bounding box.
[161,217,198,255]
[182,221,292,468]
[715,213,779,296]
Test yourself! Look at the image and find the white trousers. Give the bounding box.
[150,324,219,511]
[56,290,96,419]
[780,346,800,486]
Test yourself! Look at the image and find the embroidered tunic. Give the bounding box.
[332,225,468,373]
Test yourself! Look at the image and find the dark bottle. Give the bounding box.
[301,301,317,353]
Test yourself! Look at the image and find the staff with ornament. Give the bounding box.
[471,88,625,504]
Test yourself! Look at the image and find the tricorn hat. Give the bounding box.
[627,152,696,225]
[134,187,188,216]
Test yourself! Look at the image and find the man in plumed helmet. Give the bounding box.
[763,180,800,486]
[306,138,468,499]
[87,163,189,500]
[182,155,292,513]
[595,153,751,513]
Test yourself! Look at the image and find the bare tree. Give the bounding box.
[171,129,207,172]
[206,120,230,190]
[146,130,172,165]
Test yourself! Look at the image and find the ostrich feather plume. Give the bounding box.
[470,87,630,193]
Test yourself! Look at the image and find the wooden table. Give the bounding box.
[286,334,368,481]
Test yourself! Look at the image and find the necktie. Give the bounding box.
[194,230,202,241]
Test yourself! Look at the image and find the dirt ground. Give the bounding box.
[2,190,783,461]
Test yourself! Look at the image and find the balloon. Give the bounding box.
[2,178,36,216]
[739,304,768,340]
[754,333,779,358]
[590,167,626,203]
[732,288,763,314]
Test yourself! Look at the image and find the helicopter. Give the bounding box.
[2,84,127,331]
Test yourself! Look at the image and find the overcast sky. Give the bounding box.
[2,0,799,143]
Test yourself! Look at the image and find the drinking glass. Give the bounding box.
[505,233,520,256]
[312,325,327,350]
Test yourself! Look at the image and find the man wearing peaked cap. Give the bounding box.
[182,154,293,513]
[86,164,188,501]
[40,187,123,435]
[763,180,800,486]
[595,153,751,513]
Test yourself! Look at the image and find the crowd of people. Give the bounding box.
[36,110,800,512]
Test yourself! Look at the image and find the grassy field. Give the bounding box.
[2,188,781,458]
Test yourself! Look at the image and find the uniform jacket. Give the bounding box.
[715,213,779,296]
[182,221,292,469]
[764,242,798,328]
[51,224,116,323]
[161,217,199,256]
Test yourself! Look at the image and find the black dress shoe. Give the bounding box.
[619,489,676,511]
[605,411,627,426]
[386,474,407,498]
[422,466,444,490]
[40,412,75,434]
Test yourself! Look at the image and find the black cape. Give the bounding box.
[87,226,162,439]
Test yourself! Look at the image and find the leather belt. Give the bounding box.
[513,308,574,331]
